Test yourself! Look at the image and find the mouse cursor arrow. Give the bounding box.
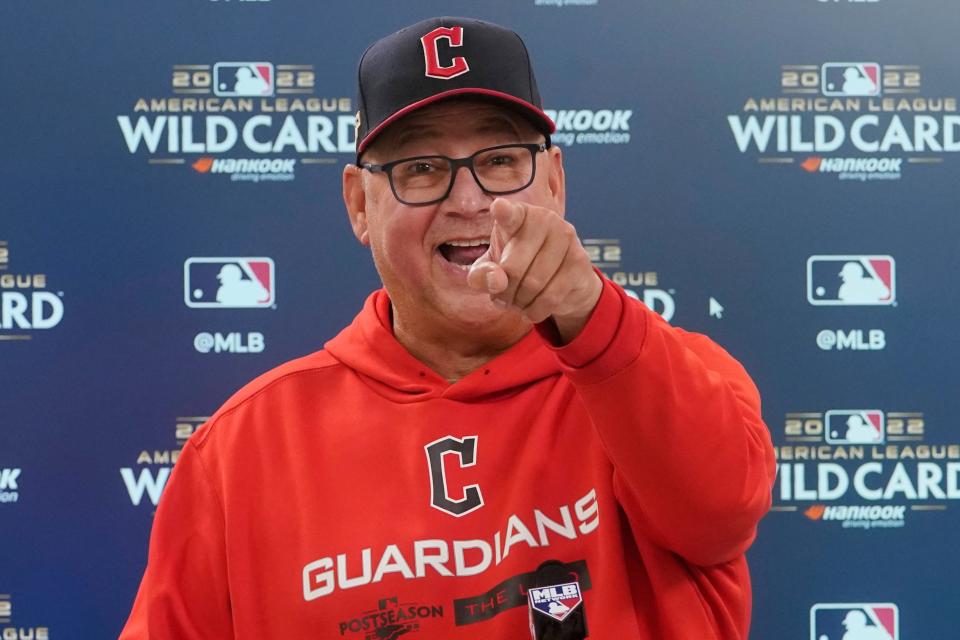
[709,297,724,319]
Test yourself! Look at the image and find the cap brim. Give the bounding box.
[356,87,556,159]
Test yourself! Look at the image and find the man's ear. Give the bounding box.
[546,145,566,217]
[342,164,370,246]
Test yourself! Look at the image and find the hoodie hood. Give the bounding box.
[324,289,560,403]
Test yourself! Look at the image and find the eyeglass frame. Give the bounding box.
[359,141,551,206]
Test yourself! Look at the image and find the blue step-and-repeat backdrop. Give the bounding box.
[2,0,958,638]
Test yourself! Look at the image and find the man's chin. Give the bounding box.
[438,291,524,329]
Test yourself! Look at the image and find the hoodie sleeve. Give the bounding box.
[118,436,234,639]
[536,276,776,566]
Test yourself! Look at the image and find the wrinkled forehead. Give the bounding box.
[369,98,539,157]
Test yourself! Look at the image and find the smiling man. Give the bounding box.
[343,98,587,381]
[120,17,775,640]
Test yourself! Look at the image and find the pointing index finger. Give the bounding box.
[489,219,503,263]
[491,198,527,242]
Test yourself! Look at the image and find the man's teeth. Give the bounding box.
[446,239,490,247]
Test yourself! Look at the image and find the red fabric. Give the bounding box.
[120,277,775,639]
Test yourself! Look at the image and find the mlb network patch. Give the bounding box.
[527,581,583,622]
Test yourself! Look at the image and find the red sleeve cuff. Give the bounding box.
[535,272,640,371]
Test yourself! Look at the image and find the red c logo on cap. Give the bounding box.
[421,26,470,80]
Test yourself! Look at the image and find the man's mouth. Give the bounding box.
[437,239,490,268]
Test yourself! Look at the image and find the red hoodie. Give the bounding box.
[120,277,775,639]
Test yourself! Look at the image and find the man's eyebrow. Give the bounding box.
[391,115,525,153]
[393,126,442,151]
[473,115,523,138]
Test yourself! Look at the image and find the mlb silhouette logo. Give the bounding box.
[184,257,275,308]
[811,603,898,640]
[528,582,582,622]
[821,63,881,97]
[825,410,885,444]
[807,255,895,306]
[213,62,275,97]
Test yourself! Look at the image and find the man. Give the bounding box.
[120,17,775,639]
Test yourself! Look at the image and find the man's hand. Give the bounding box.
[467,198,603,343]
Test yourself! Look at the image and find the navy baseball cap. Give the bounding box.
[354,16,556,161]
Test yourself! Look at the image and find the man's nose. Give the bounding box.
[442,164,490,214]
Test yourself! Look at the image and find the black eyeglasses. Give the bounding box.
[361,142,550,206]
